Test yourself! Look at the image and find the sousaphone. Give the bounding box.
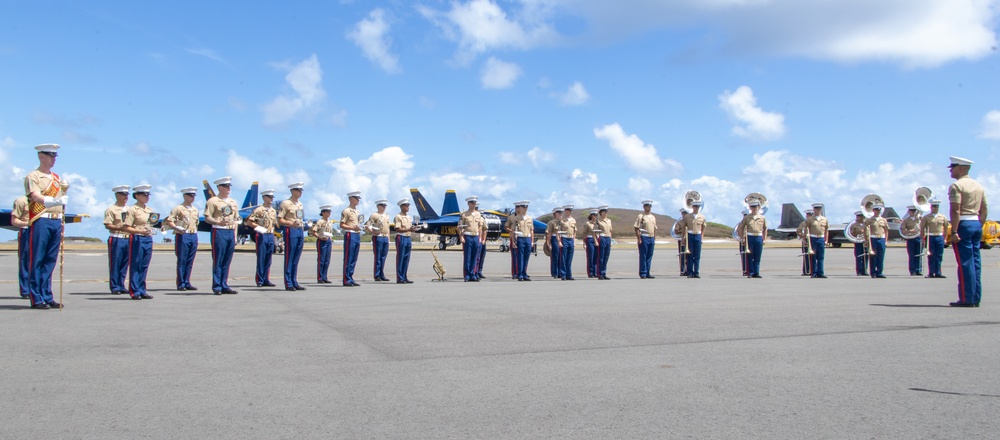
[684,190,703,212]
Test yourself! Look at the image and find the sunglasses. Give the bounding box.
[42,152,58,157]
[135,192,150,196]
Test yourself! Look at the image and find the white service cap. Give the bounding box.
[397,198,410,206]
[748,200,760,207]
[514,200,529,207]
[872,204,884,210]
[214,176,233,186]
[552,207,564,213]
[347,190,361,198]
[948,156,973,167]
[288,182,304,190]
[180,187,198,195]
[907,205,917,210]
[589,209,598,215]
[563,204,574,210]
[811,203,824,208]
[133,184,152,193]
[375,199,388,206]
[35,143,60,153]
[690,201,703,207]
[112,185,130,193]
[465,196,478,203]
[929,199,941,206]
[854,211,863,216]
[261,189,275,197]
[598,205,609,211]
[319,204,333,211]
[641,200,653,206]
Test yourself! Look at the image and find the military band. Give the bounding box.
[634,200,656,279]
[367,199,391,282]
[393,199,415,283]
[804,204,828,278]
[246,189,277,287]
[341,191,363,287]
[920,200,947,278]
[123,184,156,300]
[25,143,68,309]
[103,185,131,295]
[682,201,705,278]
[166,186,201,291]
[310,205,335,284]
[595,205,612,280]
[737,200,767,278]
[458,196,485,282]
[205,176,240,295]
[947,156,987,307]
[546,207,564,279]
[12,196,31,299]
[901,206,923,276]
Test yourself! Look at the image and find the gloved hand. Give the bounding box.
[43,195,68,208]
[323,231,333,238]
[173,225,186,233]
[254,226,268,234]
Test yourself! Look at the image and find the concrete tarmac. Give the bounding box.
[1,244,998,439]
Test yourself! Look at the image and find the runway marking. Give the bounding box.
[909,388,1000,398]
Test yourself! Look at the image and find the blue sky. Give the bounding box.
[2,0,999,239]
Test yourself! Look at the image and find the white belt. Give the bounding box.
[213,225,236,230]
[20,226,29,230]
[110,233,129,239]
[599,234,610,237]
[463,232,478,236]
[747,233,763,236]
[927,233,944,236]
[640,233,654,237]
[870,235,885,239]
[558,232,570,236]
[808,234,824,238]
[36,213,61,219]
[959,215,979,221]
[514,231,528,237]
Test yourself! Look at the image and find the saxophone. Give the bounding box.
[431,249,446,281]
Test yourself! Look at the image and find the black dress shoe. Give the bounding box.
[949,302,975,307]
[523,277,532,281]
[381,277,391,282]
[286,287,296,291]
[351,282,361,287]
[751,275,762,278]
[131,296,143,300]
[264,283,276,287]
[645,276,655,279]
[213,291,223,295]
[111,290,122,295]
[937,275,947,278]
[221,288,239,294]
[139,294,153,299]
[690,275,700,278]
[46,301,62,308]
[405,280,414,284]
[20,294,29,299]
[565,277,575,280]
[187,286,198,291]
[295,286,306,290]
[397,281,407,284]
[177,287,187,291]
[875,275,886,279]
[31,303,50,309]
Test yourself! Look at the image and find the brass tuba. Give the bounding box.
[684,190,703,213]
[913,187,933,213]
[743,192,768,215]
[859,193,884,255]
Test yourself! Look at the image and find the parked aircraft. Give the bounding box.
[0,208,89,231]
[408,188,547,250]
[769,202,902,246]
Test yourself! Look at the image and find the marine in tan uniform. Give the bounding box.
[947,156,988,307]
[546,207,565,279]
[392,198,416,283]
[595,205,613,280]
[736,199,767,278]
[165,186,201,291]
[103,185,131,295]
[122,184,157,300]
[582,209,599,278]
[245,189,278,287]
[682,201,706,278]
[797,209,814,276]
[458,196,485,281]
[634,200,656,279]
[366,199,392,282]
[901,206,923,276]
[509,201,534,281]
[803,204,829,278]
[278,183,306,290]
[310,204,335,284]
[919,199,948,278]
[204,176,240,295]
[342,190,363,286]
[24,143,68,309]
[864,205,889,278]
[849,211,869,276]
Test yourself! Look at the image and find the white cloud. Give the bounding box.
[261,54,326,126]
[551,0,998,68]
[979,110,1000,140]
[556,81,590,106]
[225,150,311,194]
[527,147,556,167]
[480,57,522,89]
[324,146,415,211]
[628,177,652,194]
[498,152,521,165]
[593,123,682,174]
[346,8,401,74]
[418,0,559,65]
[719,86,786,141]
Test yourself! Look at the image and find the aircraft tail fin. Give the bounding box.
[242,182,259,209]
[441,190,460,216]
[202,180,216,200]
[779,203,805,229]
[882,207,901,220]
[409,188,439,220]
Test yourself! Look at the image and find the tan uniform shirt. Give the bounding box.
[901,215,921,236]
[511,214,534,237]
[310,218,335,240]
[104,203,130,236]
[393,214,413,237]
[458,209,484,236]
[12,197,30,229]
[948,175,988,218]
[167,204,200,234]
[561,216,577,239]
[278,200,304,230]
[205,196,240,229]
[796,220,808,238]
[582,220,597,237]
[341,207,360,232]
[865,217,889,238]
[634,213,656,236]
[124,204,156,233]
[366,212,391,236]
[920,213,948,235]
[24,169,65,219]
[595,218,613,237]
[848,220,866,239]
[804,215,828,237]
[683,213,706,234]
[246,206,277,234]
[739,213,768,236]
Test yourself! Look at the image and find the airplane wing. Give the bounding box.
[1,209,90,232]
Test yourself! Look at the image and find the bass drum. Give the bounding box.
[483,215,504,241]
